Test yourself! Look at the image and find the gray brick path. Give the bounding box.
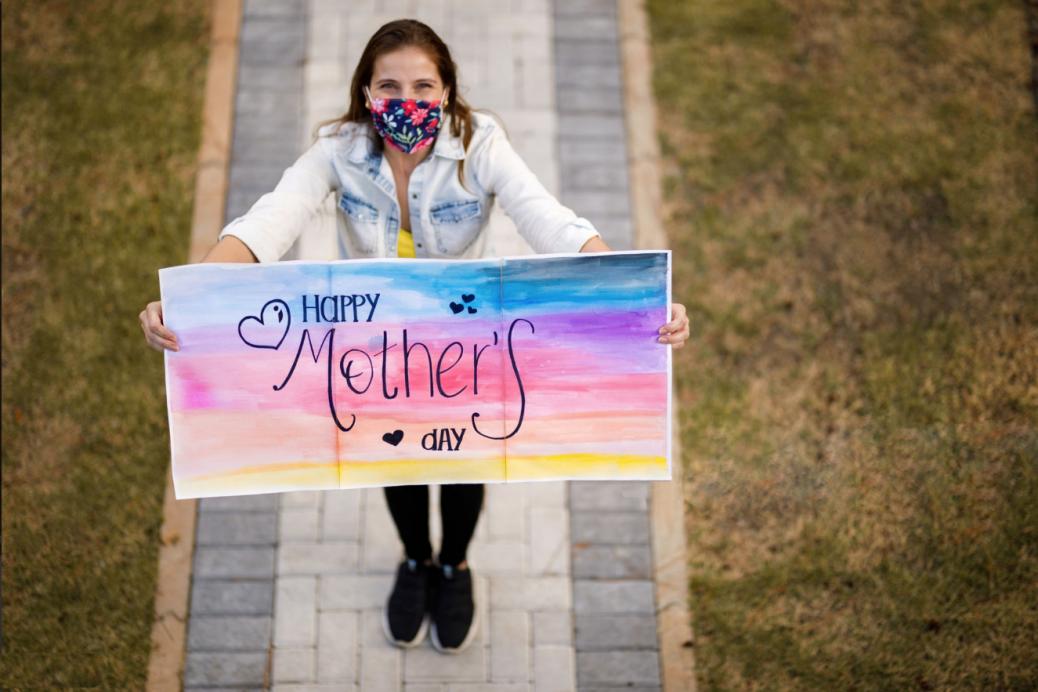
[552,1,659,686]
[184,1,306,688]
[183,1,665,689]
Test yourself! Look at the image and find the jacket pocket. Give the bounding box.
[338,191,380,254]
[429,198,483,255]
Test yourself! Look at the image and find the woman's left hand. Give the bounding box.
[658,302,690,349]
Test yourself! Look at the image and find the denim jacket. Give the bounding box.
[217,110,602,262]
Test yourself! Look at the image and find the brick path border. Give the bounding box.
[146,1,243,689]
[181,1,310,690]
[551,1,691,688]
[618,0,697,688]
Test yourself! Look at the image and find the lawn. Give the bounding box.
[648,0,1038,689]
[1,1,209,686]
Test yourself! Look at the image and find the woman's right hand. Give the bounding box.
[140,300,180,352]
[139,237,258,353]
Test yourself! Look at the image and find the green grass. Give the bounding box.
[648,0,1038,689]
[1,1,209,686]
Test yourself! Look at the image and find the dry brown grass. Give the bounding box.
[1,1,209,686]
[649,0,1038,688]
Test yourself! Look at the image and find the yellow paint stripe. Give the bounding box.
[177,461,339,497]
[341,458,506,485]
[506,453,668,480]
[178,453,667,497]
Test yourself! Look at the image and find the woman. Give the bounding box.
[139,19,690,654]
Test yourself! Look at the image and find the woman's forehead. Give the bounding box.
[371,46,441,82]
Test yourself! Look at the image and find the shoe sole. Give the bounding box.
[429,601,480,654]
[381,603,429,649]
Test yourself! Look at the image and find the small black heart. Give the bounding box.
[467,306,477,314]
[382,429,404,446]
[449,302,464,314]
[462,293,475,303]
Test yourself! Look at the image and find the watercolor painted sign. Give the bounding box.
[160,251,672,499]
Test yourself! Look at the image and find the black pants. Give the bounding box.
[384,483,484,567]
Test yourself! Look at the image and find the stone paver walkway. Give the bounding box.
[184,1,662,690]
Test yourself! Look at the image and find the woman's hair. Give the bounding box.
[316,19,493,190]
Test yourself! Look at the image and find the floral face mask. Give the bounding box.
[364,85,449,154]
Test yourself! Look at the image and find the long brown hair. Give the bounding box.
[316,19,487,190]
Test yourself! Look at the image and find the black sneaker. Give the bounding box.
[382,559,431,647]
[429,563,479,654]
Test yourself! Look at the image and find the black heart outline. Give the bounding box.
[238,299,292,350]
[382,429,404,446]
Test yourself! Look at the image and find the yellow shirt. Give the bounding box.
[397,227,416,258]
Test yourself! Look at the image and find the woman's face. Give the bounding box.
[368,45,448,103]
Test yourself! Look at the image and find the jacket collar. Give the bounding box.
[346,112,465,164]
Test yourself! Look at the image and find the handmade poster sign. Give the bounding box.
[160,250,671,499]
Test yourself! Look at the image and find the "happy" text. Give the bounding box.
[301,293,381,323]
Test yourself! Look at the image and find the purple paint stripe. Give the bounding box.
[170,308,665,352]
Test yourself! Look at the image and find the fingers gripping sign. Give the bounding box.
[657,302,690,349]
[140,300,180,352]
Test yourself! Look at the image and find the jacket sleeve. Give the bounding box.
[469,121,602,254]
[217,137,337,263]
